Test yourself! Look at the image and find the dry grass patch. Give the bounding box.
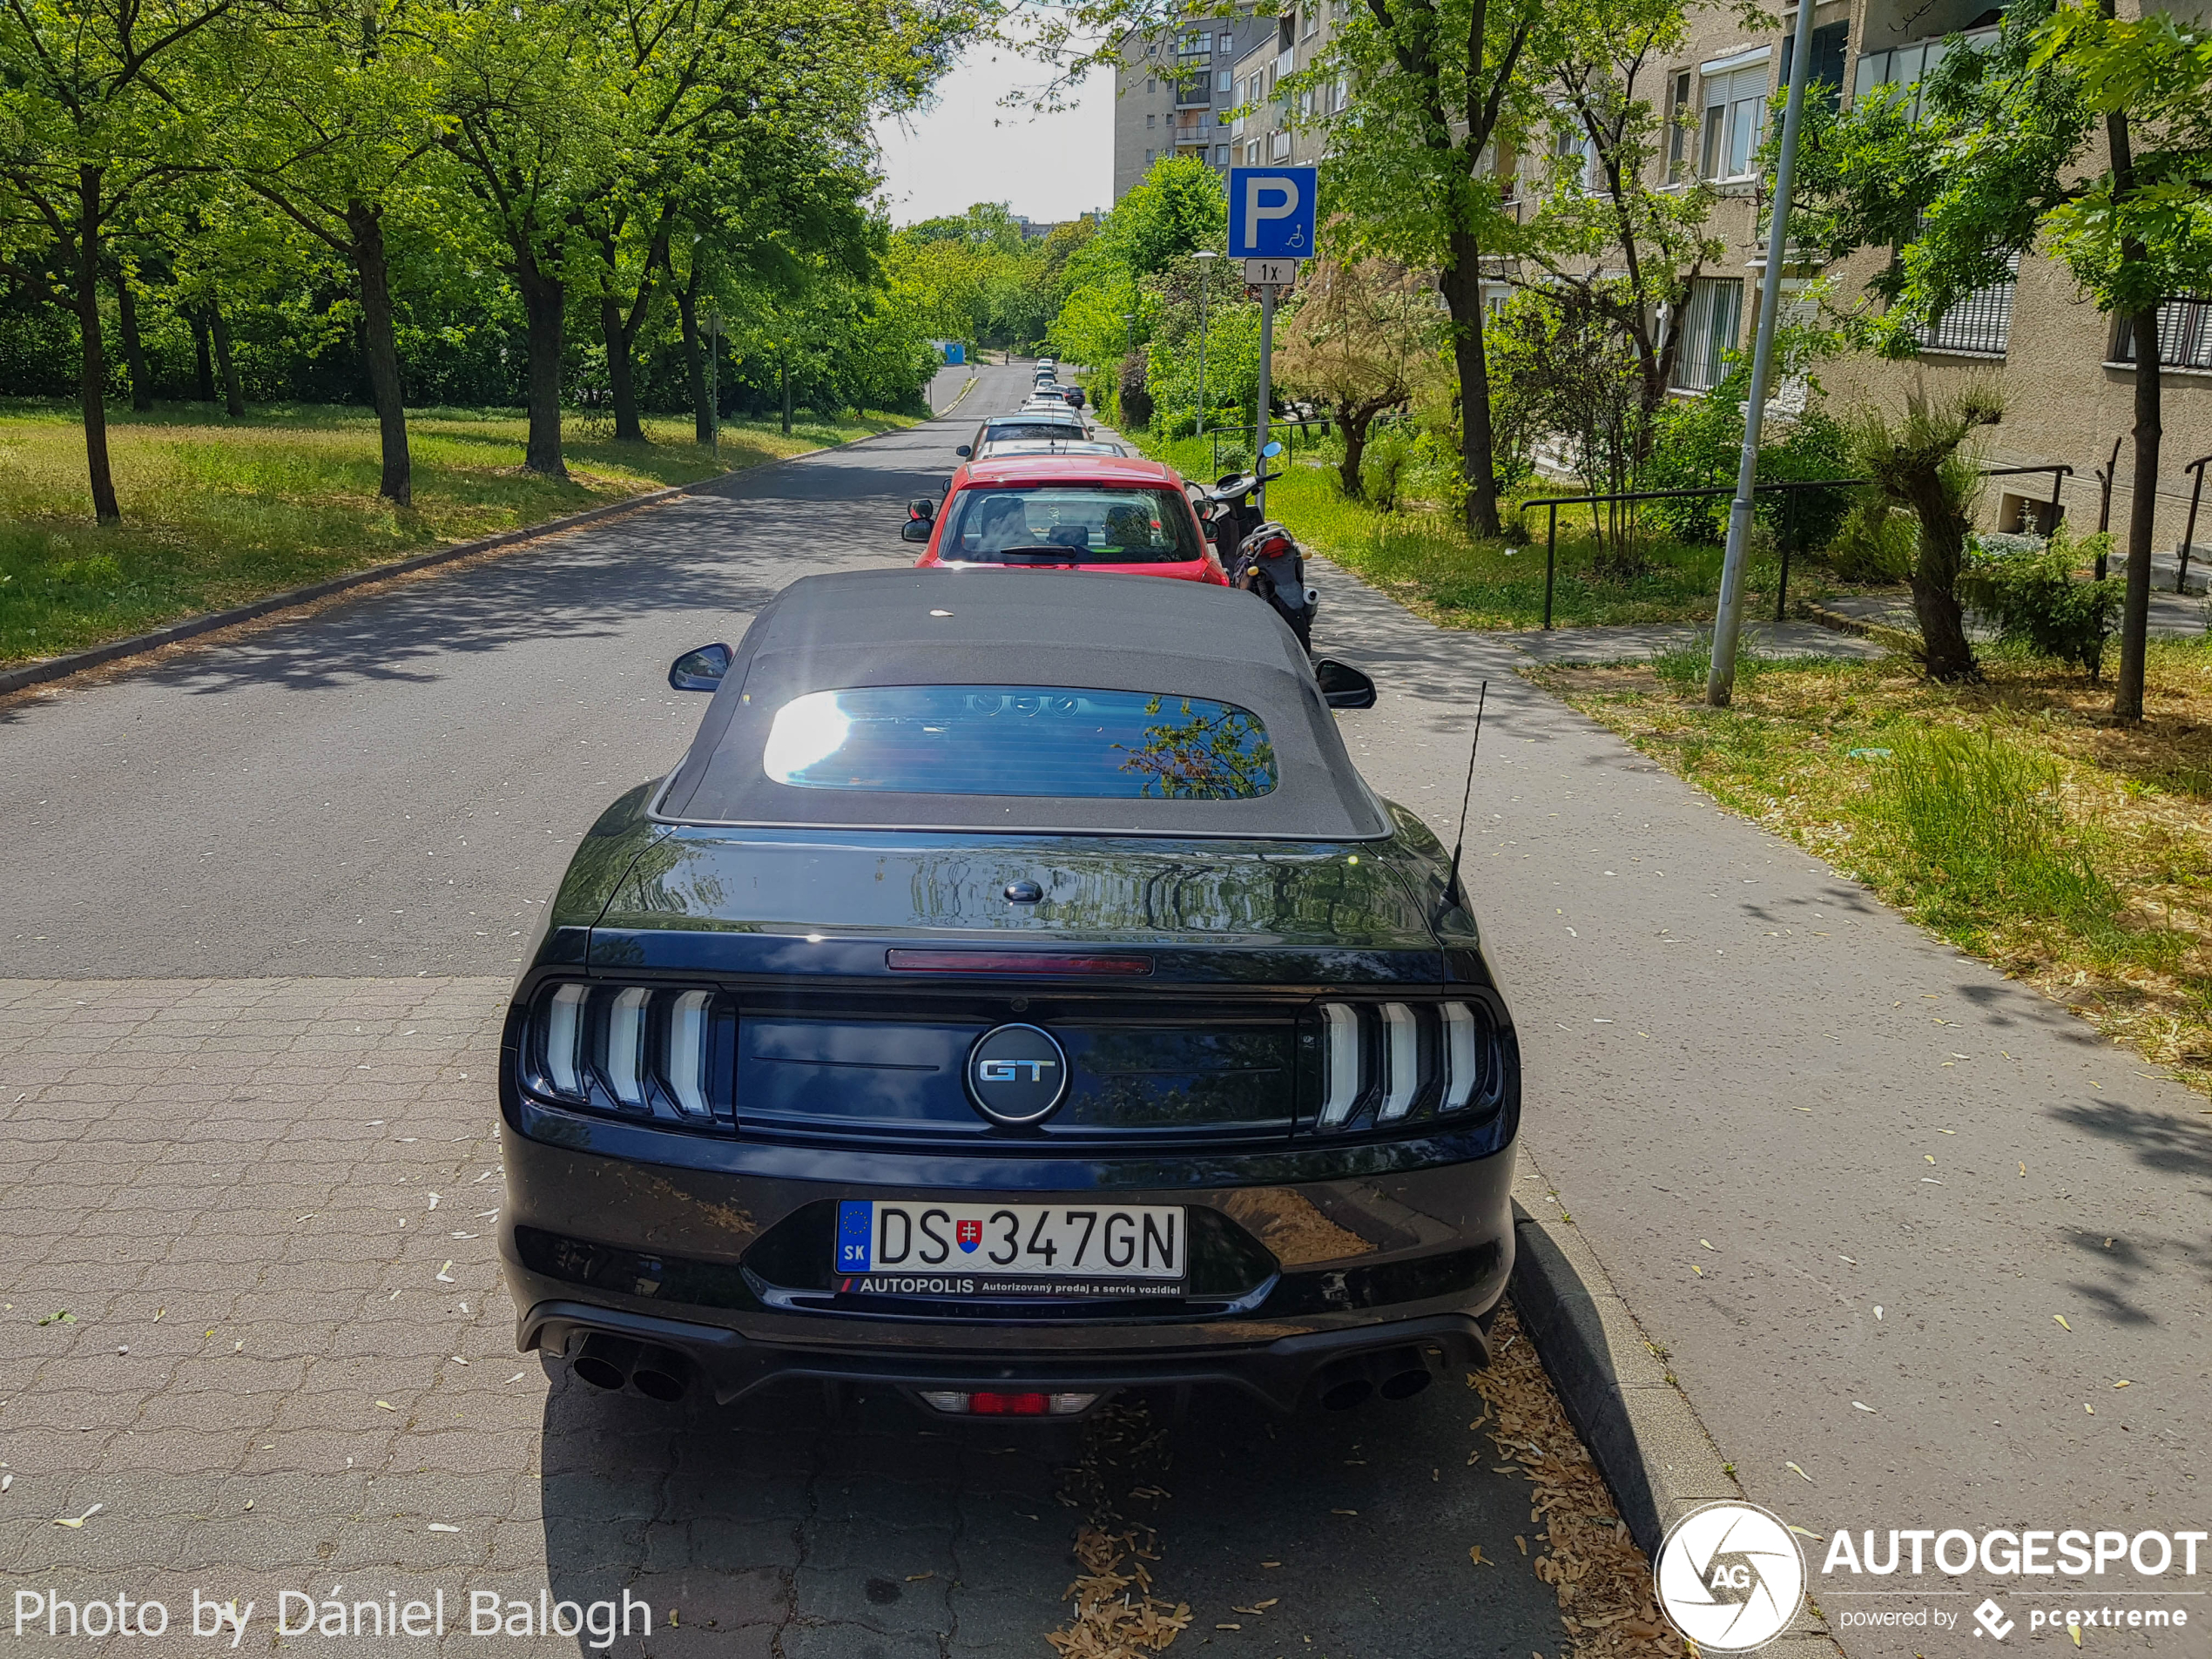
[1540,641,2212,1090]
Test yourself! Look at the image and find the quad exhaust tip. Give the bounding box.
[1315,1345,1440,1411]
[573,1334,691,1401]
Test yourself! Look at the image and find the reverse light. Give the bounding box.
[1318,1002,1361,1128]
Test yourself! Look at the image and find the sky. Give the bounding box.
[873,47,1113,227]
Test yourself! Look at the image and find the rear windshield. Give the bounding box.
[937,485,1200,566]
[981,421,1081,444]
[762,685,1278,799]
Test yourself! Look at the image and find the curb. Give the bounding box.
[0,417,926,700]
[1804,601,1920,658]
[1508,1149,1839,1655]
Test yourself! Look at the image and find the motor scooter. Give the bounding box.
[1190,441,1318,650]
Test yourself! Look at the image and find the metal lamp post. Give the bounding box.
[1706,0,1822,707]
[1193,250,1217,437]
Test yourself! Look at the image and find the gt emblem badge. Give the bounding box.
[965,1022,1070,1124]
[956,1219,982,1252]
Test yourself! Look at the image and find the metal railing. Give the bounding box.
[2178,452,2212,592]
[1206,415,1332,477]
[1519,462,2074,629]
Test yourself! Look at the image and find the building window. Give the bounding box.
[1666,71,1692,183]
[2114,296,2212,372]
[1852,25,1998,119]
[1701,63,1770,181]
[1147,111,1157,128]
[1144,148,1154,164]
[1215,144,1230,164]
[1672,277,1744,391]
[1217,68,1231,91]
[1780,19,1850,92]
[1915,250,2020,356]
[1552,111,1599,191]
[1218,30,1233,51]
[1302,3,1318,37]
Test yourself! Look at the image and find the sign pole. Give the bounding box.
[1256,281,1276,517]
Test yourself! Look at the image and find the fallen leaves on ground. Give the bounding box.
[1470,1305,1678,1659]
[1045,1402,1191,1658]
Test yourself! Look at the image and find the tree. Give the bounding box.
[1273,255,1441,496]
[0,0,233,522]
[218,0,440,500]
[1521,0,1718,436]
[1793,0,2212,720]
[1846,385,2003,683]
[1286,0,1548,536]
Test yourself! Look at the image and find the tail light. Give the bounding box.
[520,981,736,1129]
[1257,533,1294,559]
[1313,999,1507,1132]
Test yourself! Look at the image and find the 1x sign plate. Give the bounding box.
[835,1200,1184,1283]
[1243,258,1299,287]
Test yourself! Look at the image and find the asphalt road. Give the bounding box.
[0,363,1568,1658]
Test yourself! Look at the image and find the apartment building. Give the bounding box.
[1617,0,2210,548]
[1110,10,1280,201]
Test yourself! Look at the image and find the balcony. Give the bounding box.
[1851,24,1999,118]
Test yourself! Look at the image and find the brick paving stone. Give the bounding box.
[1,954,1565,1656]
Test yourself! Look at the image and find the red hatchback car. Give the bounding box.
[907,455,1227,586]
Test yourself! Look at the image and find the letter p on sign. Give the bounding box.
[1229,166,1318,258]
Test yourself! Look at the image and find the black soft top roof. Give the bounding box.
[654,570,1391,840]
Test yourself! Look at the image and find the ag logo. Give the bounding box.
[965,1023,1069,1124]
[1654,1501,1806,1653]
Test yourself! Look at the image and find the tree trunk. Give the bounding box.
[2114,304,2161,720]
[516,259,567,478]
[1905,481,1978,682]
[601,289,645,442]
[1440,232,1502,538]
[208,297,245,416]
[76,167,120,525]
[780,354,792,435]
[347,200,412,506]
[114,266,152,412]
[1338,402,1370,500]
[677,266,711,445]
[192,310,215,402]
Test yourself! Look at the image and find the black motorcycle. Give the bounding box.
[1190,440,1318,650]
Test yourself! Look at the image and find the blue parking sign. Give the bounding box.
[1228,167,1318,259]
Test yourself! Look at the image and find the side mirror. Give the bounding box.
[1313,658,1376,710]
[669,642,733,693]
[909,496,935,521]
[1262,440,1285,459]
[900,519,934,543]
[955,444,972,458]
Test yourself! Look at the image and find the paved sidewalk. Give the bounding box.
[1507,620,1890,666]
[1319,556,2209,1657]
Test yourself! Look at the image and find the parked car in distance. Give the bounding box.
[499,569,1518,1422]
[958,411,1089,460]
[908,454,1227,586]
[974,437,1126,462]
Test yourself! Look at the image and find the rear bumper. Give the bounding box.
[499,1101,1518,1414]
[521,1298,1492,1414]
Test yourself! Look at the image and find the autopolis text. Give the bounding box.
[11,1587,652,1646]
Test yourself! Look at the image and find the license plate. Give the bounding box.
[834,1201,1184,1291]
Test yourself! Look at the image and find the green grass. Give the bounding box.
[0,400,913,665]
[1127,428,1835,631]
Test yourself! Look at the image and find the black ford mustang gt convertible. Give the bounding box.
[499,568,1520,1420]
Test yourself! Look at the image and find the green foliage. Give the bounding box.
[1635,373,1854,549]
[1826,494,1917,582]
[1866,727,2127,943]
[1959,529,2124,679]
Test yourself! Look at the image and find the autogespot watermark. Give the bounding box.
[1657,1512,2209,1651]
[10,1587,653,1647]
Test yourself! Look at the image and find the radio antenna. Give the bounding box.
[1440,682,1487,918]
